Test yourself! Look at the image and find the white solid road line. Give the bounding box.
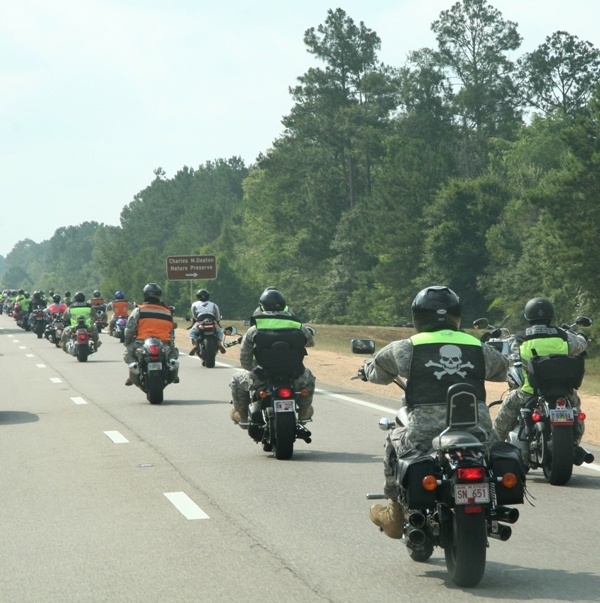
[164,492,210,520]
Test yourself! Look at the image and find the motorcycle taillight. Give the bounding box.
[556,397,567,408]
[148,344,161,356]
[275,387,294,399]
[457,467,486,482]
[77,332,88,342]
[532,412,543,422]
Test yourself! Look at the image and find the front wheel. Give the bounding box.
[203,338,217,368]
[273,412,295,460]
[444,506,487,587]
[146,371,164,405]
[542,425,574,485]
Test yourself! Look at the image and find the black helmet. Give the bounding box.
[74,291,85,303]
[143,283,162,301]
[33,291,41,299]
[93,290,101,298]
[524,298,554,324]
[259,288,286,312]
[64,291,71,297]
[411,286,461,332]
[18,289,24,295]
[53,294,61,303]
[196,289,209,301]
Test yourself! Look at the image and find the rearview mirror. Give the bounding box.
[223,326,238,336]
[351,339,375,354]
[472,318,489,330]
[575,316,592,328]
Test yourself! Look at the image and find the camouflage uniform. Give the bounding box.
[494,329,587,442]
[230,321,315,416]
[123,307,179,364]
[363,337,508,499]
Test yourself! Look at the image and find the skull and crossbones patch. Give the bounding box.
[425,344,474,380]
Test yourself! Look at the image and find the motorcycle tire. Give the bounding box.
[444,506,487,587]
[203,338,217,368]
[542,425,574,485]
[77,346,89,363]
[35,324,44,338]
[273,411,295,460]
[146,371,164,405]
[119,330,125,344]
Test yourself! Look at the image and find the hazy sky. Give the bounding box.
[1,0,599,257]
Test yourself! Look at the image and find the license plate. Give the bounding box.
[147,362,163,371]
[274,399,295,412]
[454,483,490,505]
[549,408,574,423]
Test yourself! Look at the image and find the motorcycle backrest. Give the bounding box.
[446,383,478,429]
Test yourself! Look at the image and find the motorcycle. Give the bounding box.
[45,313,66,347]
[127,338,179,405]
[475,317,595,485]
[64,316,96,362]
[30,308,47,338]
[353,339,526,588]
[111,315,128,343]
[232,327,315,460]
[93,306,108,333]
[187,312,222,367]
[16,305,31,331]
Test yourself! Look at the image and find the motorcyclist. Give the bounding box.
[61,291,101,350]
[107,290,134,336]
[64,291,72,307]
[493,298,588,446]
[89,290,107,325]
[46,294,68,317]
[358,285,508,539]
[123,283,179,386]
[229,288,316,425]
[28,291,48,328]
[189,289,226,355]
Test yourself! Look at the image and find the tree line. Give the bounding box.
[2,0,600,333]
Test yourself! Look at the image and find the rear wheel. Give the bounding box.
[119,330,125,343]
[444,506,487,587]
[203,338,217,368]
[77,346,89,362]
[273,412,295,460]
[146,371,164,405]
[542,425,574,485]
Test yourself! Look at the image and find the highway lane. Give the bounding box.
[1,315,599,602]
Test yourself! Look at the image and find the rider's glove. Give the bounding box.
[357,367,368,382]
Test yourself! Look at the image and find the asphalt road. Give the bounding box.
[1,314,599,603]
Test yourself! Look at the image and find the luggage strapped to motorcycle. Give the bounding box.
[527,354,584,393]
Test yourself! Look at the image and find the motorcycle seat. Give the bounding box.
[436,430,485,451]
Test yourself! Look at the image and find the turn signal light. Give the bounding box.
[532,412,543,422]
[258,390,268,399]
[501,472,518,488]
[578,412,586,421]
[276,387,294,399]
[299,389,309,398]
[422,475,437,491]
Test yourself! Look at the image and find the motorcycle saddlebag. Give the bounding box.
[489,442,526,505]
[527,354,584,393]
[396,448,437,509]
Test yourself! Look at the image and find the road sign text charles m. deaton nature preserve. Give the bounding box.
[166,255,217,280]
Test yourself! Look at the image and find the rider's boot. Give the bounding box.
[369,500,404,539]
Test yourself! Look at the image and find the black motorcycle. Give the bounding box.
[353,340,525,588]
[127,337,179,404]
[45,313,66,347]
[30,308,47,338]
[64,316,96,362]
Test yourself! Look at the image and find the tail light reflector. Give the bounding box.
[457,467,485,482]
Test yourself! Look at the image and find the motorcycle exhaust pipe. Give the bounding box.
[494,506,519,524]
[407,511,426,529]
[489,524,512,542]
[574,446,595,465]
[406,526,426,547]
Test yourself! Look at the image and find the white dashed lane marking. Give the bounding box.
[71,397,87,405]
[104,431,129,443]
[50,378,62,384]
[164,492,209,520]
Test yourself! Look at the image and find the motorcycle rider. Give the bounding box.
[229,288,316,425]
[46,294,68,317]
[64,291,72,306]
[493,298,588,446]
[28,291,48,328]
[123,283,179,386]
[61,291,102,350]
[107,290,133,336]
[189,289,226,355]
[358,286,508,539]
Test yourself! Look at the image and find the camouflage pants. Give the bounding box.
[494,388,583,442]
[382,402,497,499]
[230,368,316,415]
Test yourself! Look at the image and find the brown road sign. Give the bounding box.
[166,255,217,281]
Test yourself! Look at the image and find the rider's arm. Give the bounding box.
[482,343,509,381]
[124,309,139,345]
[239,327,257,370]
[567,331,588,357]
[363,339,413,384]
